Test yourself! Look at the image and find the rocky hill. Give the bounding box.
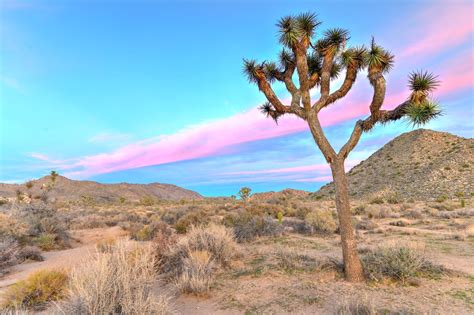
[316,129,473,201]
[0,175,203,202]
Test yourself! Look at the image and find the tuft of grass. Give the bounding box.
[174,250,215,294]
[62,240,172,314]
[362,247,444,283]
[304,210,337,235]
[2,270,68,310]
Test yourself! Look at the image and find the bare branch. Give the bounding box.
[319,52,336,97]
[307,111,337,163]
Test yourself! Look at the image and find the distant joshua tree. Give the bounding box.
[50,171,58,183]
[238,187,252,202]
[243,13,440,281]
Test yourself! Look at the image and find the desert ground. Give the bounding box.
[0,187,473,314]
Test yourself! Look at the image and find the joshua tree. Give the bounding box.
[238,187,252,202]
[243,13,440,281]
[50,170,58,183]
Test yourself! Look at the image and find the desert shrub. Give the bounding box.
[231,214,284,242]
[352,205,366,215]
[304,210,337,235]
[158,224,237,294]
[336,299,377,315]
[435,194,448,203]
[33,233,57,251]
[174,210,210,234]
[273,246,321,273]
[355,220,379,231]
[369,197,384,205]
[0,214,28,241]
[18,246,43,262]
[404,210,424,219]
[0,237,20,275]
[1,270,68,310]
[139,195,155,206]
[62,240,172,314]
[174,250,215,294]
[296,206,312,219]
[69,214,108,230]
[366,206,392,219]
[362,247,444,282]
[386,193,401,204]
[12,204,69,249]
[131,221,172,241]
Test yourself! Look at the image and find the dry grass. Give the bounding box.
[61,240,172,314]
[304,210,337,234]
[1,269,68,310]
[158,224,238,294]
[174,250,215,294]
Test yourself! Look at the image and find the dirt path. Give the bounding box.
[0,226,128,294]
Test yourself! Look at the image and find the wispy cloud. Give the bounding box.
[398,3,473,59]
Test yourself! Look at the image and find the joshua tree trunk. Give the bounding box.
[330,158,364,282]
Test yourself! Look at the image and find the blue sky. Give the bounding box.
[1,0,473,196]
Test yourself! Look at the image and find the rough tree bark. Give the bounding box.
[330,158,364,282]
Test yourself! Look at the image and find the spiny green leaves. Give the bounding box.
[295,12,321,38]
[341,46,368,70]
[307,52,322,75]
[263,62,280,83]
[404,100,442,126]
[259,102,281,123]
[277,12,320,48]
[330,62,343,79]
[324,28,350,47]
[279,49,295,68]
[408,71,440,92]
[242,59,263,83]
[367,37,394,73]
[315,28,350,55]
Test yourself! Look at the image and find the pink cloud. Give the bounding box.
[399,4,473,59]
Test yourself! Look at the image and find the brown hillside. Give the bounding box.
[0,175,203,202]
[316,129,473,201]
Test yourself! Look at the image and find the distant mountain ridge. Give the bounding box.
[316,129,474,200]
[0,175,203,202]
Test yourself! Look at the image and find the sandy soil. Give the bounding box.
[0,226,128,295]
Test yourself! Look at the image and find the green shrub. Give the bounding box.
[230,214,284,242]
[362,247,444,283]
[436,194,448,203]
[277,211,283,224]
[2,270,68,310]
[33,234,57,251]
[304,210,337,235]
[174,210,209,234]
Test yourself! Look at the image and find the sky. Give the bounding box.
[0,0,473,196]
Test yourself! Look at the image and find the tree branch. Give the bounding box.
[319,51,336,98]
[308,111,337,163]
[339,100,411,158]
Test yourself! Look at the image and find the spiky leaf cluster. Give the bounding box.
[307,52,322,75]
[259,102,281,123]
[279,49,295,68]
[340,46,368,70]
[316,28,350,55]
[263,62,280,83]
[243,59,264,83]
[277,12,320,48]
[404,100,441,126]
[408,71,439,92]
[367,38,394,74]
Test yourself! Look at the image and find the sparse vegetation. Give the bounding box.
[2,270,68,310]
[362,247,444,283]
